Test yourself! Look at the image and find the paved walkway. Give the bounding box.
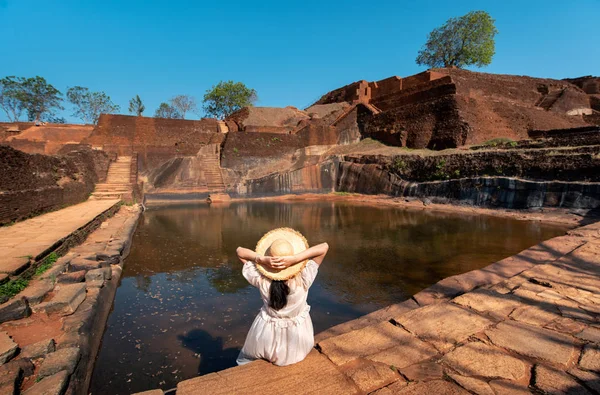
[0,200,119,276]
[173,221,600,395]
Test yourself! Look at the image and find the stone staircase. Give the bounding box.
[202,155,226,192]
[91,156,133,200]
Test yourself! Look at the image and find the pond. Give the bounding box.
[90,200,567,394]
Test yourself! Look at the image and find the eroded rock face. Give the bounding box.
[442,342,528,380]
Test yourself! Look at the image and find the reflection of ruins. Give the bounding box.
[124,201,566,304]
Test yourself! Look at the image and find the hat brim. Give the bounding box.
[255,227,309,281]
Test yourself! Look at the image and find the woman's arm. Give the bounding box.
[236,246,277,267]
[271,242,329,269]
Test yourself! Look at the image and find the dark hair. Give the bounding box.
[269,280,290,310]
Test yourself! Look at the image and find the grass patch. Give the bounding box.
[0,278,29,300]
[333,191,352,196]
[35,252,58,276]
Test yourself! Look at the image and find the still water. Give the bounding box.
[90,201,567,394]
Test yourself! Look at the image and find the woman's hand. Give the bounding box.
[256,255,277,268]
[270,256,298,270]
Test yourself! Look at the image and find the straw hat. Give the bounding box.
[255,227,309,281]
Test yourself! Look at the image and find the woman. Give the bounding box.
[235,227,329,366]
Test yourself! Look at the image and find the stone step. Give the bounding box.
[33,283,86,316]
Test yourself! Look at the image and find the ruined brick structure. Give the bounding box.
[314,68,593,149]
[0,146,110,224]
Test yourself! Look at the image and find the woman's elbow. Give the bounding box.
[236,246,243,256]
[322,242,329,252]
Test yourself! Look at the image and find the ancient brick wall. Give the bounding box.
[0,146,110,224]
[564,76,600,94]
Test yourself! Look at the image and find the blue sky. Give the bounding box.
[0,0,598,123]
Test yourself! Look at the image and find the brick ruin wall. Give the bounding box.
[0,146,110,224]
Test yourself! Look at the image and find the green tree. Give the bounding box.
[416,11,498,68]
[202,81,257,120]
[170,95,197,119]
[154,102,182,119]
[0,77,25,121]
[128,95,145,116]
[66,86,120,124]
[6,76,64,122]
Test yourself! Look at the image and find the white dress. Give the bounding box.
[236,260,319,366]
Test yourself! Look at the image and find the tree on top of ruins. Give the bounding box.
[0,77,25,122]
[416,11,498,69]
[129,95,145,116]
[66,86,120,124]
[154,102,182,119]
[202,81,257,120]
[0,76,64,122]
[170,95,197,119]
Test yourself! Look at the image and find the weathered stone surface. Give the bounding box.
[534,364,590,394]
[56,270,86,284]
[0,297,30,324]
[9,358,34,376]
[37,347,80,379]
[569,368,600,393]
[0,273,8,284]
[488,379,532,394]
[365,329,438,370]
[377,380,470,394]
[576,327,600,344]
[545,317,587,335]
[399,361,444,382]
[176,350,359,394]
[452,288,521,316]
[486,320,576,367]
[20,280,54,305]
[371,379,409,394]
[61,288,99,334]
[442,341,527,380]
[318,322,422,366]
[0,331,18,365]
[96,249,121,264]
[0,358,23,387]
[21,338,56,359]
[342,359,402,393]
[579,345,600,372]
[33,283,86,316]
[23,370,69,395]
[510,304,562,327]
[395,303,495,351]
[447,374,494,395]
[68,258,103,272]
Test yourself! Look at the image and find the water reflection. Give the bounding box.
[90,201,567,394]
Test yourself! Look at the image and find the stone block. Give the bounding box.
[21,338,55,359]
[68,258,104,272]
[579,345,600,372]
[85,268,105,283]
[374,380,470,394]
[452,288,521,316]
[399,361,445,382]
[510,304,562,327]
[96,249,121,264]
[533,364,590,394]
[56,271,86,284]
[23,370,69,395]
[38,347,80,378]
[576,327,600,344]
[33,283,86,316]
[447,374,494,395]
[486,321,576,368]
[442,341,527,380]
[0,274,8,285]
[342,359,402,393]
[569,368,600,393]
[488,379,532,394]
[1,257,30,275]
[0,332,18,365]
[20,280,54,305]
[3,358,34,377]
[545,317,587,335]
[395,303,495,352]
[0,297,30,324]
[0,358,23,387]
[61,288,99,334]
[318,322,431,366]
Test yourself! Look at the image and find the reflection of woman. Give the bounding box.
[235,228,329,366]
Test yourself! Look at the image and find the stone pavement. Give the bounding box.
[171,220,600,395]
[0,200,119,277]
